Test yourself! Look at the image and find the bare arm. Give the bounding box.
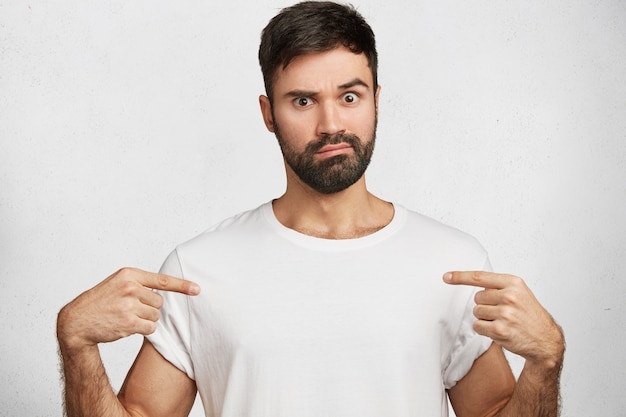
[119,339,197,417]
[58,341,131,417]
[494,357,563,417]
[445,271,565,417]
[448,343,516,417]
[57,268,200,417]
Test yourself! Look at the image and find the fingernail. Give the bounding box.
[443,273,453,282]
[188,283,201,295]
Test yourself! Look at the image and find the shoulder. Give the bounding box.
[396,205,488,261]
[182,201,271,247]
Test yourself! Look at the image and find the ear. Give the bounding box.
[259,95,275,133]
[374,84,381,116]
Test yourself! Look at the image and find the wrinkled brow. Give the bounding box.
[284,78,370,99]
[338,78,370,90]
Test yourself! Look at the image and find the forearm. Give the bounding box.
[58,311,131,417]
[495,357,563,417]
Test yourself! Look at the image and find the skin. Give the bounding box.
[259,47,393,239]
[57,268,199,417]
[57,47,564,417]
[446,272,565,417]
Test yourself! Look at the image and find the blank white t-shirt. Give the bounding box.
[148,202,492,417]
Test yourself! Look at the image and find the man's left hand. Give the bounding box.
[444,271,564,369]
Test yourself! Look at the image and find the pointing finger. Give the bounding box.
[443,271,512,290]
[147,272,201,295]
[120,268,201,295]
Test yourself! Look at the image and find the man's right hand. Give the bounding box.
[57,268,200,352]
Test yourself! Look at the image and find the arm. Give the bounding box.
[57,268,200,417]
[118,339,197,417]
[494,356,563,417]
[448,343,516,417]
[58,340,130,417]
[445,271,565,417]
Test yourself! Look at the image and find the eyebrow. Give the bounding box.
[284,89,317,99]
[283,78,371,99]
[338,78,370,90]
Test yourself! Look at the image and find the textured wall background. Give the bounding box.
[1,1,625,416]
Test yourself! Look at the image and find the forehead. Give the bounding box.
[273,47,373,94]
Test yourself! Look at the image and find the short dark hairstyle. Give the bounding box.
[258,1,378,101]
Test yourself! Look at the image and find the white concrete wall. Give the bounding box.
[1,1,625,416]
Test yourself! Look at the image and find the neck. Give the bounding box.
[272,174,394,239]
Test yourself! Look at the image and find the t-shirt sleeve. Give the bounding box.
[441,258,494,389]
[146,249,196,380]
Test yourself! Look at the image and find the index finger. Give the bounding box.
[443,271,509,290]
[136,270,201,295]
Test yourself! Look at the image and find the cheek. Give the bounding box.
[349,108,377,137]
[274,110,315,144]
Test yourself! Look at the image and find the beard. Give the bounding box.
[274,123,376,195]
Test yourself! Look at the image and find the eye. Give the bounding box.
[294,97,313,108]
[342,92,360,104]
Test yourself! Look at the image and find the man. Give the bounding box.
[57,2,565,416]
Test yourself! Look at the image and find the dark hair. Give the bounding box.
[258,1,378,101]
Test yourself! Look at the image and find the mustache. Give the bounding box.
[305,133,362,155]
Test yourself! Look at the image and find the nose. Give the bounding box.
[316,101,345,137]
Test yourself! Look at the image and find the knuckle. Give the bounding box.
[157,274,170,288]
[470,271,483,284]
[491,322,509,339]
[501,290,519,305]
[499,306,515,322]
[472,320,483,334]
[145,322,157,335]
[153,293,164,309]
[121,315,139,330]
[119,281,139,296]
[474,289,488,304]
[153,309,161,322]
[509,275,524,287]
[116,267,136,279]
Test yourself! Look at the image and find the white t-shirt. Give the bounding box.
[148,202,493,417]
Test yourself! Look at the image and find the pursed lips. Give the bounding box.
[316,143,353,158]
